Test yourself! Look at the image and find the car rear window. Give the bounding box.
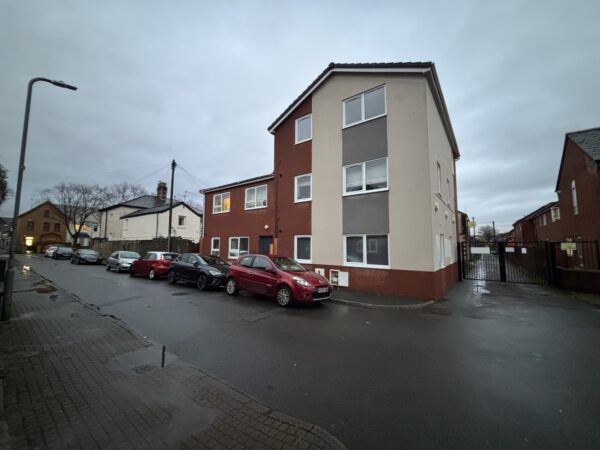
[162,253,178,261]
[120,251,140,259]
[80,249,96,255]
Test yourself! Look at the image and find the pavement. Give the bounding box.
[0,268,345,449]
[330,289,434,309]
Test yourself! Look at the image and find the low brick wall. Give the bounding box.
[555,267,600,295]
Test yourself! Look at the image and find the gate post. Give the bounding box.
[498,242,507,282]
[546,241,556,285]
[457,242,463,281]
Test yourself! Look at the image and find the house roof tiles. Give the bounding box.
[99,195,165,212]
[567,127,600,161]
[119,201,202,219]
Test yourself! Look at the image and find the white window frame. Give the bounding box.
[295,114,312,144]
[343,85,387,128]
[211,237,220,256]
[542,214,547,226]
[294,235,312,263]
[343,234,390,269]
[551,206,560,222]
[245,185,268,210]
[342,157,389,196]
[228,237,249,259]
[571,180,578,215]
[178,215,186,226]
[213,192,230,214]
[294,174,312,203]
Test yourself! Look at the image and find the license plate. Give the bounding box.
[317,287,329,294]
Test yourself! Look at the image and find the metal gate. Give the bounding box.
[460,241,550,285]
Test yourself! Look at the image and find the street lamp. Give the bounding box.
[1,77,77,321]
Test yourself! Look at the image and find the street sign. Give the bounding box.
[468,221,476,228]
[560,242,577,251]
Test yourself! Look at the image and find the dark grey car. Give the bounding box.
[71,249,102,265]
[52,246,73,260]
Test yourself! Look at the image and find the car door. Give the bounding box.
[180,254,195,281]
[236,256,255,291]
[172,255,186,280]
[250,256,278,296]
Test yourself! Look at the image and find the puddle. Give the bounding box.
[473,284,490,295]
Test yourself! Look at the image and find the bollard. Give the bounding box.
[161,345,166,368]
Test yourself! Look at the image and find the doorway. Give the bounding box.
[258,236,273,255]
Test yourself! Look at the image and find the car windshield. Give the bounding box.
[120,252,140,259]
[162,253,178,261]
[271,257,307,272]
[200,255,229,266]
[80,249,96,255]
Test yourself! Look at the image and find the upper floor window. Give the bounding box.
[245,185,267,210]
[436,162,442,195]
[343,85,386,128]
[294,174,312,202]
[26,221,34,231]
[178,216,186,226]
[43,209,50,218]
[343,157,388,196]
[446,178,451,204]
[54,223,61,232]
[571,180,578,215]
[213,192,230,214]
[295,114,312,144]
[551,206,560,222]
[542,214,547,226]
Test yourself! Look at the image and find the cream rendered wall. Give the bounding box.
[102,206,139,240]
[426,83,458,270]
[122,204,202,242]
[312,74,434,271]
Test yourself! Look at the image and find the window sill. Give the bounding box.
[244,205,268,211]
[343,113,387,130]
[295,138,312,145]
[296,259,312,264]
[294,198,312,203]
[343,188,389,197]
[344,262,390,270]
[212,210,230,215]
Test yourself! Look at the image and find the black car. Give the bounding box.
[167,253,230,290]
[52,246,73,260]
[71,249,102,265]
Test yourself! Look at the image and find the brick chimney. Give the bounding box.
[157,181,167,203]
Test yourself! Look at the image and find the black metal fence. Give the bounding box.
[460,240,600,290]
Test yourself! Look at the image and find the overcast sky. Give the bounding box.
[1,0,599,231]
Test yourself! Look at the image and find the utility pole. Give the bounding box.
[167,159,176,252]
[492,221,496,241]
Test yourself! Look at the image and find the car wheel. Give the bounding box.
[167,271,177,285]
[276,286,292,307]
[197,273,208,290]
[149,268,157,280]
[129,269,135,277]
[106,264,110,271]
[226,278,239,296]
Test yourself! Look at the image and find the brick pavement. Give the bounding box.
[0,270,345,449]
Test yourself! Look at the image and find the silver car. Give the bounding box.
[106,251,141,273]
[45,245,59,257]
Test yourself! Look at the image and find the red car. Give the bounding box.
[226,254,332,307]
[130,251,179,280]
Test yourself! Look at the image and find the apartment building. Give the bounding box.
[202,62,460,300]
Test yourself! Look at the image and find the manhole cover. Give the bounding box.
[172,292,189,296]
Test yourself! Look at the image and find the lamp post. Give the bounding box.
[1,78,77,321]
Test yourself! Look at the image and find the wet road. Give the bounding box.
[17,254,600,449]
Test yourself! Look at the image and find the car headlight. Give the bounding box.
[208,270,222,276]
[293,276,311,287]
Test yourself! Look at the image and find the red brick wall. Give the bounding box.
[556,139,600,242]
[534,210,563,241]
[202,179,275,259]
[273,97,312,256]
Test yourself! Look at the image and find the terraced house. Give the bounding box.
[202,62,460,300]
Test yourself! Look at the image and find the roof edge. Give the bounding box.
[200,174,274,194]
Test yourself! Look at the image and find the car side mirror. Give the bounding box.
[193,261,200,267]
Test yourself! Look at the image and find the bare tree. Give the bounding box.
[38,183,108,247]
[477,225,495,242]
[0,163,12,208]
[104,182,148,204]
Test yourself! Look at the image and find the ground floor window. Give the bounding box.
[294,235,312,263]
[344,234,389,268]
[229,237,249,259]
[211,237,220,256]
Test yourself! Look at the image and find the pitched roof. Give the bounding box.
[119,201,202,219]
[200,174,274,194]
[513,201,558,226]
[266,62,459,158]
[567,127,600,161]
[99,195,165,212]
